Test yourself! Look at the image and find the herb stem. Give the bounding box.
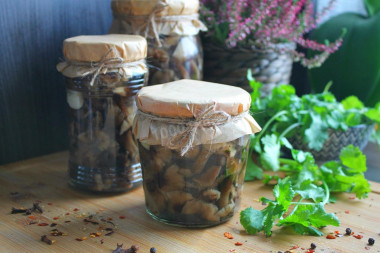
[279,122,301,139]
[322,180,330,205]
[255,110,288,141]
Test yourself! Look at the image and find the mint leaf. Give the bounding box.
[260,134,280,171]
[240,207,264,235]
[339,145,367,173]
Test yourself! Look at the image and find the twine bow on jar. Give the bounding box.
[137,104,246,156]
[61,47,145,86]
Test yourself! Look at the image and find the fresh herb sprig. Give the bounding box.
[241,72,374,236]
[241,145,370,237]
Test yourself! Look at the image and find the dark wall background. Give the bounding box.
[0,0,112,165]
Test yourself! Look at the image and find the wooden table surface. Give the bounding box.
[0,152,379,253]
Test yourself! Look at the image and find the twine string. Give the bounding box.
[64,47,145,86]
[114,0,200,47]
[137,104,246,156]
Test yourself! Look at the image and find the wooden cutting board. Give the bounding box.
[0,152,379,253]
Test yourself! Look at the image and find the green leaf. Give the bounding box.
[308,203,340,228]
[341,96,364,110]
[296,181,325,202]
[292,224,324,236]
[245,155,263,181]
[345,112,362,127]
[273,178,295,210]
[364,104,380,122]
[240,207,264,234]
[260,134,281,171]
[304,113,329,151]
[339,145,367,173]
[365,0,380,16]
[248,69,262,103]
[262,203,285,236]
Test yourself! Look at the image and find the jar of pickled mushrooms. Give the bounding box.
[110,0,207,85]
[133,80,261,227]
[57,34,148,192]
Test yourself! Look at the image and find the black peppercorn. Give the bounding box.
[345,228,352,235]
[310,243,316,249]
[368,238,375,245]
[150,247,157,253]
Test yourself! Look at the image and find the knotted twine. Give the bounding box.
[62,47,145,86]
[136,104,247,156]
[113,0,201,47]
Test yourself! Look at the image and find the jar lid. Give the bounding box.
[111,0,199,16]
[136,80,251,118]
[63,34,147,62]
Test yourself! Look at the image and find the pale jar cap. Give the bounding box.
[62,34,147,62]
[136,80,252,118]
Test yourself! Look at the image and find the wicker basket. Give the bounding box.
[203,42,295,95]
[288,124,374,162]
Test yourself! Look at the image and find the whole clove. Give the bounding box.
[41,235,55,245]
[11,202,43,215]
[105,230,114,236]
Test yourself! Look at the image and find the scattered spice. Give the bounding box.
[344,210,350,214]
[290,246,299,250]
[11,207,27,214]
[113,244,139,253]
[365,246,371,250]
[76,238,83,241]
[368,238,375,245]
[105,230,115,236]
[53,217,59,220]
[38,223,49,226]
[47,202,53,205]
[66,212,70,215]
[345,228,352,235]
[224,232,233,239]
[119,215,126,219]
[354,234,363,239]
[90,232,102,238]
[41,235,55,245]
[349,196,355,200]
[50,229,67,236]
[235,242,243,246]
[100,239,104,244]
[29,215,35,219]
[73,208,79,211]
[33,202,43,213]
[326,234,336,239]
[150,247,156,253]
[107,217,113,221]
[305,250,315,253]
[84,218,99,225]
[310,243,316,250]
[64,221,71,223]
[334,230,341,234]
[50,223,57,227]
[29,220,38,225]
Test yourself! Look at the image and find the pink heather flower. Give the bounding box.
[200,0,342,68]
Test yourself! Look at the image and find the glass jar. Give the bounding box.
[109,0,207,85]
[57,34,148,192]
[133,80,262,226]
[147,35,203,85]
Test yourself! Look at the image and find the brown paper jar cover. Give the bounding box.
[111,0,199,16]
[57,34,148,79]
[133,80,262,147]
[62,34,147,62]
[136,80,253,118]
